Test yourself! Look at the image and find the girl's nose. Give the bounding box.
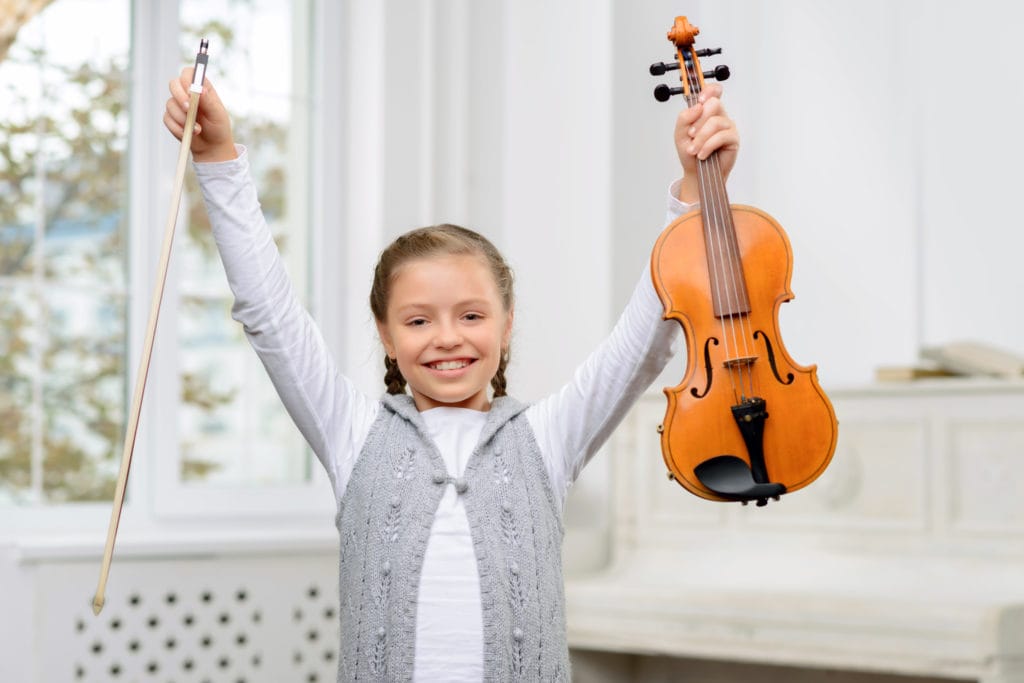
[433,323,463,348]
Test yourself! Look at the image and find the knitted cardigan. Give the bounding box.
[335,393,570,682]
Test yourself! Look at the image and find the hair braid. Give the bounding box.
[490,349,510,398]
[383,356,407,395]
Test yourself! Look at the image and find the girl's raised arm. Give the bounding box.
[165,72,377,500]
[527,85,738,505]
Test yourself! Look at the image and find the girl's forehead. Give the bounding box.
[389,253,502,302]
[392,253,490,282]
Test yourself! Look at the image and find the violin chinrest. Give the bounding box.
[694,455,786,506]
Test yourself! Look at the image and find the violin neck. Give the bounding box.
[682,91,733,208]
[686,94,751,318]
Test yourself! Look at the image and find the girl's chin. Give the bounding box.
[410,388,490,412]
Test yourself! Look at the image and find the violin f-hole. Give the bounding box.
[691,336,718,399]
[754,330,794,386]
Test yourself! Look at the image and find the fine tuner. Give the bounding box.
[650,48,730,102]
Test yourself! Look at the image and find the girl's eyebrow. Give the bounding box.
[394,298,494,314]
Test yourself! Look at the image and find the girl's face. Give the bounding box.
[376,253,513,412]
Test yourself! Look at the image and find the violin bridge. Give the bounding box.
[722,355,757,370]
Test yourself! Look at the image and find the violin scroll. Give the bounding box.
[667,15,700,47]
[649,16,730,102]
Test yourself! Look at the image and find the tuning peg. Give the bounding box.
[649,60,681,76]
[695,47,723,58]
[703,65,730,81]
[653,84,684,102]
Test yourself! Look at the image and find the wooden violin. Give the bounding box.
[649,17,837,506]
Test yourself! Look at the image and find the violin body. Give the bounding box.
[651,205,838,503]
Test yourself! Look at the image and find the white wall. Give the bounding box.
[334,0,1024,401]
[916,4,1024,355]
[0,546,32,683]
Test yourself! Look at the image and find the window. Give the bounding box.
[155,0,330,518]
[0,0,131,505]
[175,0,312,487]
[1,0,331,526]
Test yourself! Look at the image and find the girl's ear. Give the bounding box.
[376,320,395,358]
[503,308,515,349]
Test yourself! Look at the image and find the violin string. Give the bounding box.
[709,150,757,400]
[685,66,737,403]
[701,152,747,402]
[689,53,757,402]
[686,58,743,403]
[684,63,741,403]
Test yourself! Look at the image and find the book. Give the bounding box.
[875,365,960,382]
[920,341,1024,378]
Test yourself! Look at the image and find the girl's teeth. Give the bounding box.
[433,360,467,370]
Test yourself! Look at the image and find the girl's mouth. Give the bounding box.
[427,359,472,371]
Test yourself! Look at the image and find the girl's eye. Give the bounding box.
[463,313,482,322]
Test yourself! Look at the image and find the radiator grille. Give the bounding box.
[36,554,340,682]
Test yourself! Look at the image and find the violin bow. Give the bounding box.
[92,39,210,615]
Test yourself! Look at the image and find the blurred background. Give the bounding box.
[1,1,1022,681]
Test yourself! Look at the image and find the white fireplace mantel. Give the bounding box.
[566,379,1024,682]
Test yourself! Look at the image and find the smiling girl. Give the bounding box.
[165,67,737,681]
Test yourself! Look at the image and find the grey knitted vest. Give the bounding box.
[334,393,571,682]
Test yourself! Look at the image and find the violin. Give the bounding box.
[649,17,837,506]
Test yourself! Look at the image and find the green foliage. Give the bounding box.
[0,38,131,502]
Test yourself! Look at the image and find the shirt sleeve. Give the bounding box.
[192,145,377,503]
[526,179,695,506]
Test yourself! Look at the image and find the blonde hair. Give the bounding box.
[370,224,514,396]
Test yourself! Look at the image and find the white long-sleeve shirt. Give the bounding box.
[194,147,691,680]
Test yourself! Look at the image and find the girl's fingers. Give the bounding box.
[166,68,234,154]
[690,114,733,149]
[166,94,195,128]
[177,66,195,92]
[169,70,189,100]
[677,83,725,123]
[689,97,726,133]
[195,78,230,131]
[162,110,184,140]
[170,67,204,113]
[678,103,701,127]
[163,110,203,144]
[698,82,723,102]
[198,76,223,110]
[678,95,726,143]
[696,128,739,160]
[164,97,185,126]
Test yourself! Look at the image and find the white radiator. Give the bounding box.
[12,541,340,683]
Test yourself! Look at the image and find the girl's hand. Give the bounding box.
[674,83,739,203]
[163,67,236,163]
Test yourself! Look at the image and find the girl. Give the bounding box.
[165,69,737,681]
